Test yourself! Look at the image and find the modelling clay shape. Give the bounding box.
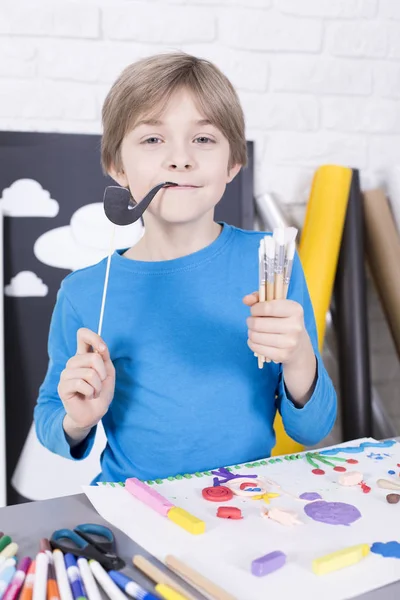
[299,493,322,501]
[304,501,361,526]
[251,551,286,576]
[320,440,396,456]
[251,493,280,504]
[377,478,400,490]
[216,507,243,519]
[167,507,205,535]
[226,477,267,497]
[371,541,400,559]
[386,493,400,504]
[210,467,258,485]
[202,486,233,502]
[312,544,370,575]
[263,507,302,526]
[125,478,174,516]
[338,471,363,486]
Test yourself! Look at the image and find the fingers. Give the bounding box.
[66,353,107,381]
[242,292,259,306]
[247,339,289,363]
[248,331,297,350]
[61,368,103,397]
[247,316,297,335]
[77,328,106,355]
[59,377,97,401]
[250,299,304,319]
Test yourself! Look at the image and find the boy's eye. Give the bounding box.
[194,136,214,144]
[143,137,161,144]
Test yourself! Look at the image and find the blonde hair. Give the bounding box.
[101,52,247,173]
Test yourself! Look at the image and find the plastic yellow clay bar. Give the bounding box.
[312,544,370,575]
[167,507,206,535]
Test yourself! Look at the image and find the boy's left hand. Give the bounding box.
[243,292,310,365]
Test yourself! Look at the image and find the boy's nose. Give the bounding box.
[169,162,193,170]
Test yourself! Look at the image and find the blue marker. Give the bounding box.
[0,566,16,600]
[64,554,87,600]
[108,570,159,600]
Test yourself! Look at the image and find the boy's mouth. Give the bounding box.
[167,184,201,190]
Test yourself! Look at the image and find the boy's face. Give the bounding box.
[110,87,241,226]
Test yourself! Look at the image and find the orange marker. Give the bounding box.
[19,560,35,600]
[40,540,60,600]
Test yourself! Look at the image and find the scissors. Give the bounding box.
[50,523,125,570]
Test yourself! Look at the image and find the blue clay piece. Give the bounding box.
[371,542,400,559]
[320,440,396,456]
[388,470,396,475]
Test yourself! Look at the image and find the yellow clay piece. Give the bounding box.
[312,544,370,575]
[167,506,205,535]
[251,492,280,503]
[155,583,188,600]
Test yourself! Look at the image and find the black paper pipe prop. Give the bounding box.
[98,181,178,336]
[103,181,178,226]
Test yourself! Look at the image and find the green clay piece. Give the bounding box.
[306,454,320,469]
[275,458,283,462]
[312,454,336,467]
[146,480,154,485]
[118,482,124,487]
[175,475,183,480]
[260,460,267,465]
[234,465,241,469]
[183,474,192,479]
[167,476,175,481]
[204,471,211,476]
[194,472,203,478]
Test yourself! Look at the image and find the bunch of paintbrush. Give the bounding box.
[256,227,298,368]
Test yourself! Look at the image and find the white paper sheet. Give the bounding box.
[84,438,400,600]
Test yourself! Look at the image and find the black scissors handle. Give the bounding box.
[50,524,125,570]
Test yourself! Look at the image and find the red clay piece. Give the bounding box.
[312,469,325,475]
[217,506,243,519]
[202,486,233,502]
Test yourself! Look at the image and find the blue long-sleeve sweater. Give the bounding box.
[34,223,337,483]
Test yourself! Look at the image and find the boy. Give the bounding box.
[34,52,337,483]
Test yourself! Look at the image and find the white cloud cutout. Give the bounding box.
[34,202,144,271]
[5,271,48,297]
[0,179,59,217]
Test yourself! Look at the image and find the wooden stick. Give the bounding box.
[257,277,266,369]
[165,555,236,600]
[132,555,198,600]
[98,225,116,337]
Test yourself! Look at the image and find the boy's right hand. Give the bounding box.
[58,328,116,432]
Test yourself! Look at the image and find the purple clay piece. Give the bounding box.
[213,478,220,487]
[210,467,258,485]
[371,542,400,559]
[304,501,361,526]
[299,492,322,501]
[251,551,286,577]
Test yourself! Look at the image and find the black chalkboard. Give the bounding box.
[0,132,253,504]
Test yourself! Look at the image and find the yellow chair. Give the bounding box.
[271,165,352,456]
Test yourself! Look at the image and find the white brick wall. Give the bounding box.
[0,0,399,428]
